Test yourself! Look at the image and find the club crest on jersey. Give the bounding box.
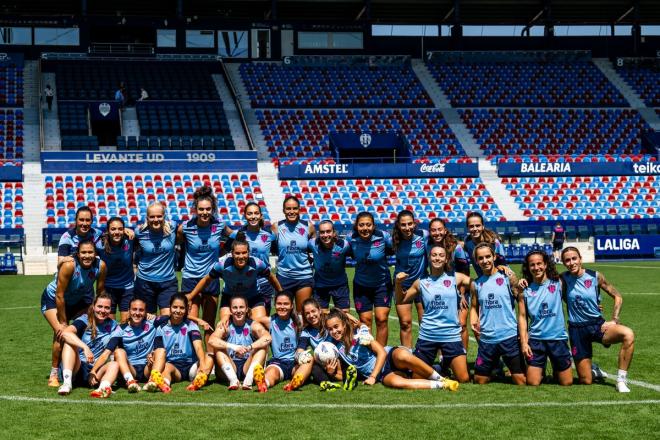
[415,241,422,248]
[496,277,504,286]
[181,327,187,336]
[88,271,96,280]
[105,324,112,332]
[143,323,150,331]
[443,279,451,287]
[123,242,129,251]
[548,284,557,294]
[243,327,250,336]
[373,241,381,247]
[584,279,593,289]
[261,234,268,243]
[298,227,306,236]
[211,225,217,233]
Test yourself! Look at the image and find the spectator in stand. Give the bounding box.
[551,222,566,263]
[138,87,149,101]
[45,84,54,111]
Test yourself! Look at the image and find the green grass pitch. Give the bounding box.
[1,261,659,439]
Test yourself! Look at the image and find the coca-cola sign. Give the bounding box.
[419,163,446,173]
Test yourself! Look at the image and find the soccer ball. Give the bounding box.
[314,341,338,365]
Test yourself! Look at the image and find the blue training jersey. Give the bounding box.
[181,217,225,279]
[561,270,602,324]
[455,238,506,277]
[269,315,297,361]
[156,318,202,363]
[71,314,119,362]
[58,227,103,257]
[297,326,330,350]
[475,271,518,344]
[238,226,276,295]
[226,319,254,361]
[134,222,177,282]
[97,238,134,289]
[307,237,350,288]
[348,230,393,287]
[45,257,102,305]
[276,220,312,279]
[394,229,429,289]
[335,329,392,379]
[209,254,271,298]
[418,272,462,343]
[524,279,568,340]
[106,317,166,365]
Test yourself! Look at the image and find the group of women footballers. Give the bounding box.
[40,186,636,398]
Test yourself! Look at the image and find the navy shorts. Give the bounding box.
[353,280,393,313]
[553,241,564,251]
[134,277,179,313]
[233,358,248,381]
[40,289,90,319]
[277,275,314,293]
[170,359,195,381]
[474,336,525,377]
[106,286,134,313]
[414,338,466,370]
[181,277,220,297]
[133,363,148,382]
[568,318,608,362]
[314,284,350,310]
[528,338,573,372]
[267,357,295,381]
[378,346,412,382]
[258,278,275,315]
[59,361,93,386]
[220,294,265,310]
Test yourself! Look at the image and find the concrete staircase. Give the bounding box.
[41,72,61,149]
[224,62,251,108]
[479,160,527,221]
[440,108,484,157]
[21,162,50,275]
[411,59,452,108]
[21,60,42,160]
[212,73,249,150]
[257,161,285,223]
[592,58,646,108]
[121,107,140,138]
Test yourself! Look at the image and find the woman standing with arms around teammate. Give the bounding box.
[517,250,573,386]
[455,212,507,277]
[307,220,351,312]
[560,247,635,392]
[97,217,134,323]
[273,196,315,312]
[178,186,229,334]
[57,206,103,268]
[326,308,459,391]
[392,210,428,348]
[470,243,526,385]
[207,296,271,390]
[395,244,471,383]
[134,202,178,315]
[41,240,106,387]
[57,293,119,397]
[229,202,277,314]
[348,211,394,346]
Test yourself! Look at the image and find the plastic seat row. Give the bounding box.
[427,61,626,107]
[116,135,234,151]
[240,63,432,108]
[0,182,24,227]
[136,102,232,139]
[491,154,657,164]
[0,109,24,159]
[0,64,23,107]
[44,173,268,228]
[616,65,659,107]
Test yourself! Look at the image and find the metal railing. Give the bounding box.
[89,42,155,56]
[220,60,255,151]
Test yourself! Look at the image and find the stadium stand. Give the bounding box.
[44,173,268,228]
[0,182,23,228]
[616,65,659,106]
[427,61,627,107]
[279,177,504,224]
[240,63,433,108]
[0,109,24,159]
[0,60,23,107]
[461,108,649,156]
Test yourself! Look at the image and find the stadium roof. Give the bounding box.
[2,0,659,24]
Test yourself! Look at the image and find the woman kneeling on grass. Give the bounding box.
[144,294,213,392]
[325,308,459,391]
[207,296,271,390]
[517,250,573,387]
[57,293,119,398]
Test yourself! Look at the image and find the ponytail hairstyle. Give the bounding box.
[301,297,327,335]
[316,220,336,246]
[427,243,453,272]
[192,185,218,218]
[429,217,458,257]
[141,201,172,236]
[282,195,300,210]
[560,246,582,263]
[103,216,125,254]
[86,293,112,341]
[522,250,559,284]
[391,209,415,252]
[231,231,250,253]
[465,211,500,245]
[169,293,189,312]
[352,211,375,236]
[243,202,265,228]
[75,239,98,263]
[472,241,495,263]
[229,295,250,320]
[74,205,94,226]
[326,308,355,350]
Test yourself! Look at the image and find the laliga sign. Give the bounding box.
[419,163,446,173]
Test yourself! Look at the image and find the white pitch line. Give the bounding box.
[385,316,660,393]
[0,395,659,410]
[0,305,38,310]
